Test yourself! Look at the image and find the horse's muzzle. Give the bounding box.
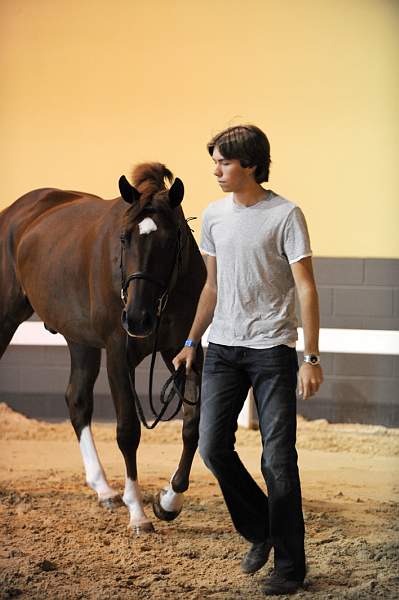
[121,308,155,338]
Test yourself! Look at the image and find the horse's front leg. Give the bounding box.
[106,339,154,534]
[153,346,203,522]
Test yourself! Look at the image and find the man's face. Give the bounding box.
[212,146,256,193]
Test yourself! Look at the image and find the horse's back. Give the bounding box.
[0,188,105,235]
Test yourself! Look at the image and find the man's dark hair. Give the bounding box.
[207,124,271,183]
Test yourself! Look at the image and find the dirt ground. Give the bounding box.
[1,402,398,600]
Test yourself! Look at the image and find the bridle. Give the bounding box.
[119,228,181,319]
[121,271,169,319]
[119,219,198,429]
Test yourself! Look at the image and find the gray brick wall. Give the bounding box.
[312,257,399,330]
[297,351,399,427]
[0,347,171,421]
[298,258,399,427]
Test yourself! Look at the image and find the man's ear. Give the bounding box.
[246,164,257,177]
[119,175,141,205]
[168,177,184,208]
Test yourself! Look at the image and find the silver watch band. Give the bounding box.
[303,354,321,366]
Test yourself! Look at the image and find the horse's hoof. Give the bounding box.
[128,521,155,535]
[98,495,124,510]
[152,491,182,522]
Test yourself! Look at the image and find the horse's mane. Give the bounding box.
[132,163,173,199]
[123,162,177,230]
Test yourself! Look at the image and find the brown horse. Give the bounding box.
[0,163,206,533]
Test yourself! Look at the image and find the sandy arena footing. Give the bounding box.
[0,403,398,599]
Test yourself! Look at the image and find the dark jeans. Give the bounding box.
[198,342,305,581]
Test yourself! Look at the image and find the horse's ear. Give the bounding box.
[168,177,184,208]
[119,175,141,205]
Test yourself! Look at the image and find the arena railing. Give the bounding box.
[10,323,399,429]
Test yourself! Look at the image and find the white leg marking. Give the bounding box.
[139,217,157,235]
[79,426,118,500]
[123,477,151,527]
[160,484,184,513]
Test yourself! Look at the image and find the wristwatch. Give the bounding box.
[303,354,321,366]
[184,339,197,348]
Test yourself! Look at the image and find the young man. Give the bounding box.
[173,125,323,596]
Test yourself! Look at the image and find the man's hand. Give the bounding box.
[172,346,197,373]
[298,363,323,400]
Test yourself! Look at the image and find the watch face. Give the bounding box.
[304,354,320,365]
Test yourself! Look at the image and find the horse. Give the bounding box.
[0,162,207,533]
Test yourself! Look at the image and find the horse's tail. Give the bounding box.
[131,163,173,198]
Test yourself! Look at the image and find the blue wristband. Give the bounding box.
[184,339,197,348]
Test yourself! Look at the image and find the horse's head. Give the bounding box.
[118,163,185,338]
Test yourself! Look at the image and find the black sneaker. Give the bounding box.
[263,571,303,596]
[240,540,273,574]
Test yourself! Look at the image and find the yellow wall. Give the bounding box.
[1,0,398,257]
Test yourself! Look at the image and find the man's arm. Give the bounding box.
[290,257,324,400]
[172,254,217,372]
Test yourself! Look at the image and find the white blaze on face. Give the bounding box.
[79,426,117,500]
[123,477,151,526]
[139,217,157,235]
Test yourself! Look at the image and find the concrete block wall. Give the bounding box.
[0,346,171,422]
[297,258,399,426]
[312,258,399,330]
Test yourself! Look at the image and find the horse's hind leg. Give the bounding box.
[153,346,203,522]
[65,340,122,508]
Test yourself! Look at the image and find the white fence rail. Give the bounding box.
[11,323,399,355]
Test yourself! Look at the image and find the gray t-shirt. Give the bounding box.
[200,191,312,349]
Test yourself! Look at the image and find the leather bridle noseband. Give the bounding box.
[119,221,198,429]
[120,270,170,320]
